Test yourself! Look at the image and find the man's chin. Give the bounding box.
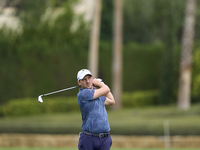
[87,85,92,89]
[84,85,92,89]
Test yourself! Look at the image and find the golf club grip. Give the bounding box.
[42,85,79,96]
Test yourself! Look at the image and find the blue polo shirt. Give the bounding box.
[77,88,110,133]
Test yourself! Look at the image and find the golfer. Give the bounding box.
[77,69,115,150]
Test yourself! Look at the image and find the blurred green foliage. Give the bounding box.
[1,0,200,105]
[1,97,79,117]
[192,49,200,102]
[158,0,182,105]
[123,0,185,43]
[1,90,159,117]
[123,90,158,108]
[0,34,164,104]
[123,43,164,91]
[0,0,88,103]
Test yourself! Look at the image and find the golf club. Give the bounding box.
[38,85,79,103]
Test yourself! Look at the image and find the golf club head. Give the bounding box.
[38,95,43,103]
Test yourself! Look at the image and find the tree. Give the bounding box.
[88,0,102,77]
[177,0,196,110]
[112,0,123,110]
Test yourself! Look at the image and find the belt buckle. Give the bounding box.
[99,133,104,138]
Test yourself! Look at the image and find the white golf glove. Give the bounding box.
[94,78,105,84]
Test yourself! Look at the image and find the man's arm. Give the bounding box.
[104,92,115,105]
[93,79,110,99]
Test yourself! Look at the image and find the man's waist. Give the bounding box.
[81,130,110,138]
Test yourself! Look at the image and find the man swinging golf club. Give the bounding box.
[77,69,115,150]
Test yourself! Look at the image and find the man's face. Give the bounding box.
[78,75,93,89]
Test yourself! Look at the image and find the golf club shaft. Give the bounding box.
[42,85,79,97]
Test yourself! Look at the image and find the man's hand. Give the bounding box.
[94,78,104,84]
[93,78,104,88]
[93,79,110,99]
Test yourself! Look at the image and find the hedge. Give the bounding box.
[1,97,80,117]
[122,90,158,107]
[0,90,159,117]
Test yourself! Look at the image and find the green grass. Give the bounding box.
[108,105,200,135]
[0,105,200,135]
[0,148,199,150]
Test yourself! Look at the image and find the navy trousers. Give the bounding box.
[78,132,112,150]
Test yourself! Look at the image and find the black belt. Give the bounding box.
[81,131,110,138]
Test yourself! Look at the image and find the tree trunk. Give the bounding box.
[88,0,102,77]
[112,0,123,110]
[177,0,196,110]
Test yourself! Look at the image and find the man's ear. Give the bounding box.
[77,80,81,86]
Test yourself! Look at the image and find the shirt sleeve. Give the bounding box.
[80,89,94,103]
[100,96,106,102]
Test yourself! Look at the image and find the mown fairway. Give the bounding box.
[0,105,200,135]
[0,148,199,150]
